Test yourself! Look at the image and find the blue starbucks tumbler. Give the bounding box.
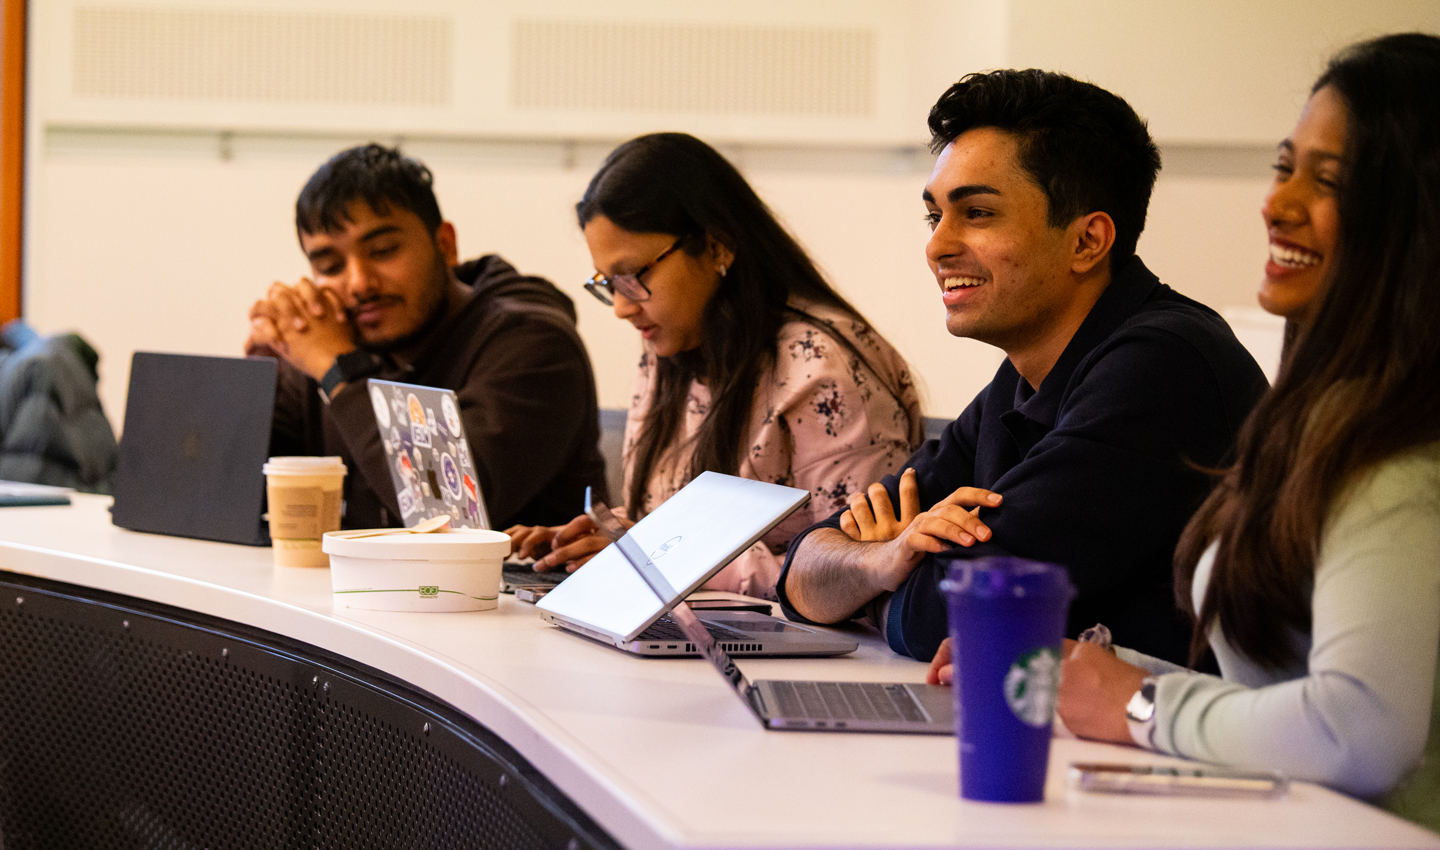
[940,556,1075,802]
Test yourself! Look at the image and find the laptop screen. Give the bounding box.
[368,379,489,530]
[110,352,276,545]
[536,472,808,641]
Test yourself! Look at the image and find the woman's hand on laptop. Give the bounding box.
[507,512,630,572]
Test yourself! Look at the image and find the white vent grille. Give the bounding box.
[511,19,875,117]
[72,6,452,105]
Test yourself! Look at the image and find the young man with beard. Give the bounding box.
[776,71,1269,666]
[246,144,607,530]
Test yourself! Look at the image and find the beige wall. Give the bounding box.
[22,1,1440,430]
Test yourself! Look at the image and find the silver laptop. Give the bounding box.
[536,472,857,657]
[584,489,953,733]
[368,379,489,528]
[367,378,567,592]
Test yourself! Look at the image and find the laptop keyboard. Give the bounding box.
[769,681,928,723]
[638,613,748,642]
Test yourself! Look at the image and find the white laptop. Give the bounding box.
[583,488,953,733]
[536,472,857,657]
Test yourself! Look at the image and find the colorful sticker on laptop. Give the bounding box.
[396,484,420,518]
[411,422,431,449]
[441,394,461,438]
[440,453,463,500]
[370,385,392,430]
[407,394,425,427]
[462,473,477,503]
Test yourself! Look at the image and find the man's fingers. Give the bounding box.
[865,481,897,528]
[294,278,328,318]
[265,282,308,331]
[839,509,861,540]
[935,486,1003,510]
[320,286,349,323]
[846,492,877,537]
[897,468,921,524]
[931,504,992,543]
[911,514,981,548]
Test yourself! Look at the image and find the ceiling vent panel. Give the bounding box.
[510,19,874,117]
[71,6,452,106]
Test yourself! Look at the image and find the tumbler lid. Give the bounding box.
[940,556,1075,600]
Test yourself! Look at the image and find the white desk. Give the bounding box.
[0,495,1435,849]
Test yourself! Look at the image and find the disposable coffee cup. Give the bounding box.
[940,556,1075,803]
[263,456,347,568]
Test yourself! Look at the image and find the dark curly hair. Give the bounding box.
[927,69,1161,265]
[295,143,443,238]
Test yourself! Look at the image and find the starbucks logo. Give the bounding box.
[1003,647,1060,727]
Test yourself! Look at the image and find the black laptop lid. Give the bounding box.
[110,352,277,545]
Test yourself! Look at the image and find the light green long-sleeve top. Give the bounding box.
[1119,441,1440,832]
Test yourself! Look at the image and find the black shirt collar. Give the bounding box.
[1011,255,1160,429]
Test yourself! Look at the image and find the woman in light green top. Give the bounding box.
[1042,34,1440,830]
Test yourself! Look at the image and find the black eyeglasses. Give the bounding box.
[584,239,683,306]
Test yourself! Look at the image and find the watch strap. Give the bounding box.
[320,350,381,398]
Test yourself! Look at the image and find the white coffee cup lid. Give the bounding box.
[263,456,348,476]
[322,528,510,560]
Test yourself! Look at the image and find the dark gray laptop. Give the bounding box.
[110,352,276,545]
[586,488,954,734]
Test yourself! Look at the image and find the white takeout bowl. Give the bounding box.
[322,528,510,612]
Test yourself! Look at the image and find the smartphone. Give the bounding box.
[685,599,773,614]
[1068,762,1289,799]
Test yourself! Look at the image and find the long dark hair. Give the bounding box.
[1174,33,1440,669]
[576,133,868,516]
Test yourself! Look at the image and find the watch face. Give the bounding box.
[1125,681,1158,723]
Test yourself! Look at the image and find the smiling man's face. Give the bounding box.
[922,128,1086,361]
[299,200,455,351]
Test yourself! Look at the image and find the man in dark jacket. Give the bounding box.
[247,143,606,530]
[777,71,1268,666]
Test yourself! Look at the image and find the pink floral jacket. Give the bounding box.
[622,301,923,599]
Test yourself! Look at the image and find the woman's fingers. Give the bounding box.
[505,524,555,559]
[926,637,954,686]
[552,513,598,547]
[537,532,610,572]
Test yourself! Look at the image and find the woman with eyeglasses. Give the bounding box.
[506,132,922,599]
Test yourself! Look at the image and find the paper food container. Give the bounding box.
[322,529,510,612]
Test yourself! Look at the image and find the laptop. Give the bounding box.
[110,352,276,545]
[536,472,857,657]
[585,489,954,734]
[367,379,490,529]
[366,378,567,591]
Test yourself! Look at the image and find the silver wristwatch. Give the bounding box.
[1124,676,1159,749]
